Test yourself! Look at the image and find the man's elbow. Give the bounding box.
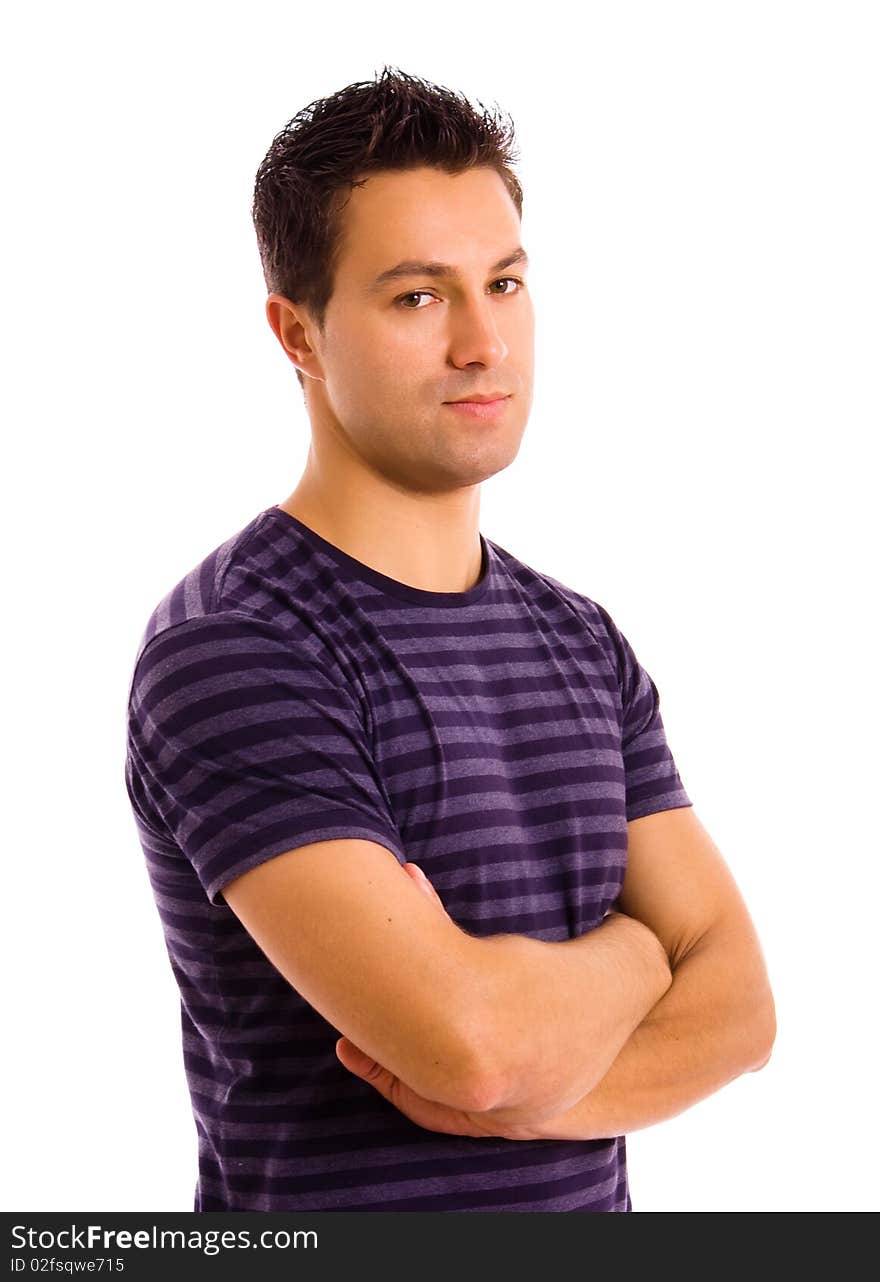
[450,987,527,1115]
[423,1056,498,1114]
[414,985,508,1114]
[746,990,777,1072]
[435,1021,504,1113]
[452,1005,512,1114]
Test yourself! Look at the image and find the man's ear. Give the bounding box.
[265,293,325,381]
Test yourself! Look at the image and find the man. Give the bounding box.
[124,66,775,1213]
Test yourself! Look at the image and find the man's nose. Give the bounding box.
[447,297,509,368]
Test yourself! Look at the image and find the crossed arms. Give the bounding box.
[222,804,776,1141]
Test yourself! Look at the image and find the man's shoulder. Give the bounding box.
[489,537,610,636]
[129,508,273,664]
[126,505,346,699]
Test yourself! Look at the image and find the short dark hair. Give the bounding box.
[251,65,523,390]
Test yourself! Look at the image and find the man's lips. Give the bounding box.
[443,395,512,419]
[445,394,510,404]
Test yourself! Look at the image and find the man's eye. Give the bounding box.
[398,291,435,309]
[396,278,525,309]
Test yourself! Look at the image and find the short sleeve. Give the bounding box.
[125,612,407,905]
[593,602,693,822]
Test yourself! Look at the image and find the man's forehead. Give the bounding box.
[337,166,521,280]
[362,246,529,295]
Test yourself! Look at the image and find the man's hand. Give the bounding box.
[335,862,544,1141]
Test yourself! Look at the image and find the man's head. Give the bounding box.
[252,66,534,496]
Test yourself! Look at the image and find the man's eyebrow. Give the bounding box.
[365,246,530,294]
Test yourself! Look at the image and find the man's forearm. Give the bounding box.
[482,916,776,1139]
[472,912,673,1123]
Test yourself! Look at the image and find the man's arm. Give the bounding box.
[221,835,668,1119]
[474,806,777,1136]
[338,805,779,1138]
[460,910,675,1123]
[221,837,494,1113]
[514,912,774,1140]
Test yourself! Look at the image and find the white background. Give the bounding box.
[3,0,876,1213]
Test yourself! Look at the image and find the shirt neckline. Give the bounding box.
[264,505,493,608]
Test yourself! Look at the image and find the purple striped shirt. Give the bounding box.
[124,504,692,1212]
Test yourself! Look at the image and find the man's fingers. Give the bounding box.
[335,1038,399,1098]
[335,1036,503,1139]
[404,862,444,909]
[335,1037,378,1077]
[404,861,428,885]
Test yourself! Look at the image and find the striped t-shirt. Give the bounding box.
[124,504,692,1213]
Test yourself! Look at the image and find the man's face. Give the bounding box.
[300,165,535,495]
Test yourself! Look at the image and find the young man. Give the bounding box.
[124,66,775,1213]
